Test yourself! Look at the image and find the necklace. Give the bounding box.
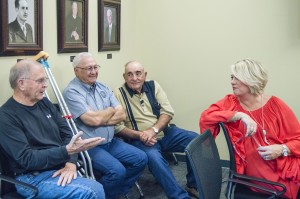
[242,94,270,145]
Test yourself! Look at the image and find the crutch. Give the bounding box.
[32,51,95,180]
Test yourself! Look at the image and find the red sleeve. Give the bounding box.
[270,97,300,182]
[269,97,300,156]
[199,94,238,137]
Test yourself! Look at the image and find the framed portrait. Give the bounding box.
[0,0,43,56]
[57,0,88,53]
[98,0,121,51]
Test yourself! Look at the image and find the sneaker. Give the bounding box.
[185,185,199,199]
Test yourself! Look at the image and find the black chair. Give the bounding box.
[185,129,224,199]
[185,129,287,199]
[0,150,38,199]
[219,122,287,199]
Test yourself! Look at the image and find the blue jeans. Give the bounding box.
[88,138,148,199]
[130,125,198,199]
[15,170,104,199]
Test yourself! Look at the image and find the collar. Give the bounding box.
[18,22,26,30]
[124,83,149,97]
[17,18,26,28]
[75,77,96,91]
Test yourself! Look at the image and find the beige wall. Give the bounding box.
[0,0,299,159]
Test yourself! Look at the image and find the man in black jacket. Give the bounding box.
[0,59,105,199]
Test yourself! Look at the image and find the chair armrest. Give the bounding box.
[0,174,39,197]
[226,171,286,197]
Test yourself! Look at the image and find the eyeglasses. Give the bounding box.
[76,65,101,72]
[140,98,145,107]
[20,77,49,85]
[232,134,248,164]
[126,71,143,78]
[232,133,261,164]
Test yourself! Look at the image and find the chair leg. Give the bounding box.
[135,181,144,198]
[172,153,178,166]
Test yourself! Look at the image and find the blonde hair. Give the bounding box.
[231,59,268,95]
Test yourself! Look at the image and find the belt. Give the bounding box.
[15,171,41,177]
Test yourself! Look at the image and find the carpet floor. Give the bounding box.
[126,157,229,199]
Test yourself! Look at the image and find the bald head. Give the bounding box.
[124,60,144,72]
[123,60,147,93]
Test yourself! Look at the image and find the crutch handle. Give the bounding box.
[32,51,49,62]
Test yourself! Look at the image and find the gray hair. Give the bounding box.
[231,59,268,95]
[72,52,93,68]
[9,59,40,89]
[107,9,112,16]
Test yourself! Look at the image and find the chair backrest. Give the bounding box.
[218,122,288,199]
[219,122,236,172]
[185,129,223,199]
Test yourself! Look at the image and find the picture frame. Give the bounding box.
[98,0,121,51]
[57,0,88,53]
[0,0,43,56]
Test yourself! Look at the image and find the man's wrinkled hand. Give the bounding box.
[52,163,77,186]
[66,131,105,155]
[140,130,157,146]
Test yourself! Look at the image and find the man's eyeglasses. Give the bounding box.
[76,65,101,72]
[20,77,49,85]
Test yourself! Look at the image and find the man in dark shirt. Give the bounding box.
[0,59,105,198]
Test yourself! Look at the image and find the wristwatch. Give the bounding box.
[281,144,288,156]
[152,127,159,134]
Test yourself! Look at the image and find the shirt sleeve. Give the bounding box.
[108,86,120,108]
[154,81,174,118]
[199,94,237,137]
[63,87,90,120]
[272,97,300,179]
[113,87,127,133]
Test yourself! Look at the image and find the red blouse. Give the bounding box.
[200,94,300,199]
